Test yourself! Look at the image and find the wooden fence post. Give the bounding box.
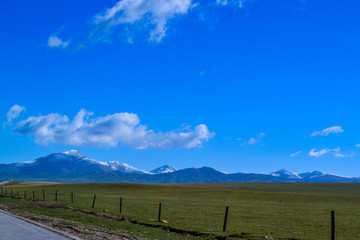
[17,191,19,197]
[331,210,335,240]
[10,189,12,197]
[119,197,122,213]
[92,194,96,208]
[158,203,162,222]
[55,190,58,201]
[43,190,45,200]
[24,191,26,198]
[32,190,35,199]
[223,206,229,232]
[71,192,74,204]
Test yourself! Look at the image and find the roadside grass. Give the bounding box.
[22,207,207,240]
[1,182,360,240]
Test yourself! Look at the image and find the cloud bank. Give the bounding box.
[311,126,344,137]
[6,105,26,124]
[12,109,214,149]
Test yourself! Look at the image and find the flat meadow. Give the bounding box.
[1,182,360,239]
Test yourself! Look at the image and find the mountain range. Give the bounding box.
[0,150,359,183]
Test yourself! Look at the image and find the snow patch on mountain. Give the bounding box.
[298,171,325,179]
[63,150,86,159]
[63,150,149,174]
[151,165,177,174]
[106,161,150,174]
[14,160,35,166]
[266,169,301,179]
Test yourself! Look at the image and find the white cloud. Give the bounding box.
[13,109,214,149]
[311,126,344,137]
[216,0,228,5]
[92,0,193,42]
[290,150,302,157]
[6,105,26,124]
[309,148,333,157]
[247,137,257,144]
[355,144,360,148]
[334,152,353,158]
[246,132,265,145]
[48,35,69,48]
[216,0,245,8]
[309,147,352,158]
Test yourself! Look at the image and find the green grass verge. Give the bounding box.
[1,182,360,240]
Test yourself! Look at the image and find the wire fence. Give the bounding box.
[0,187,359,239]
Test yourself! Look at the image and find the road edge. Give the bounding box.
[0,209,82,240]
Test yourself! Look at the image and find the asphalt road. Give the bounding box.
[0,211,72,240]
[0,181,10,185]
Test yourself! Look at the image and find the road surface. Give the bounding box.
[0,181,10,185]
[0,211,72,240]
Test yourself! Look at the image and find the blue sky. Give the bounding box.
[1,0,360,176]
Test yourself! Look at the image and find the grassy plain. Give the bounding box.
[1,182,360,240]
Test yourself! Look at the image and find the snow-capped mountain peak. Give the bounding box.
[63,150,86,159]
[62,150,149,174]
[151,165,177,174]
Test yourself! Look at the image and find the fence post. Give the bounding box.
[55,190,58,201]
[24,191,26,198]
[43,190,45,200]
[223,206,229,232]
[71,192,74,204]
[120,197,122,213]
[331,210,335,240]
[158,203,162,222]
[32,190,35,199]
[17,191,19,197]
[10,189,12,197]
[92,194,96,209]
[5,189,7,195]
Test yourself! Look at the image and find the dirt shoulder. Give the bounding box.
[0,201,148,240]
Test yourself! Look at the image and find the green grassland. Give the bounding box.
[1,182,360,240]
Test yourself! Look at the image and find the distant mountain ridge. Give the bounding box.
[0,150,359,183]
